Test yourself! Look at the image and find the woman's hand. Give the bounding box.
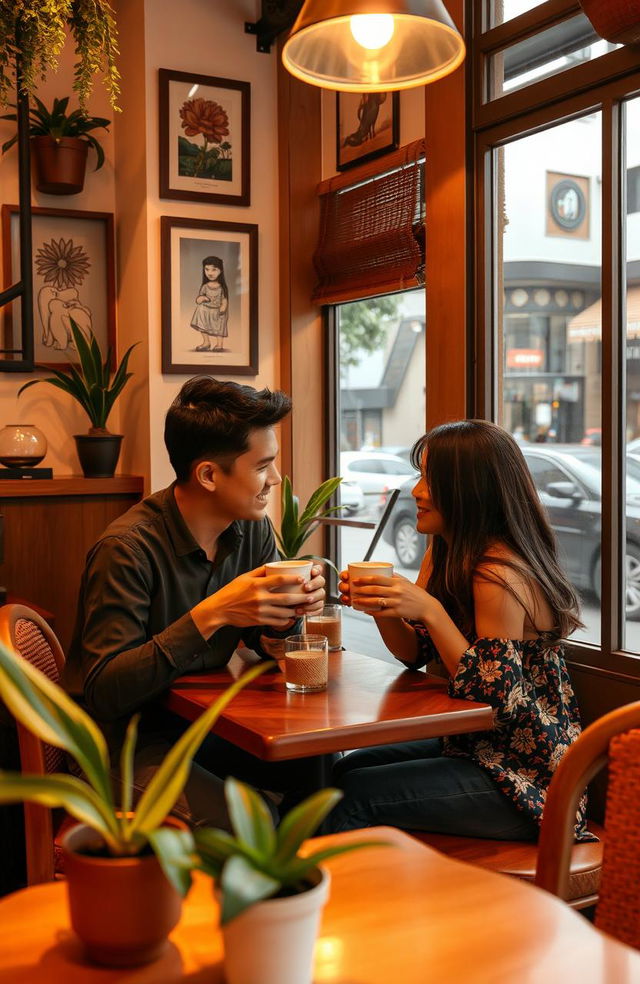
[349,573,443,625]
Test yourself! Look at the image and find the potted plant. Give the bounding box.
[18,319,136,478]
[1,96,110,194]
[169,777,386,984]
[0,1,120,110]
[0,639,271,967]
[273,475,344,576]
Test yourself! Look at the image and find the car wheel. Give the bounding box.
[393,519,422,569]
[593,543,640,620]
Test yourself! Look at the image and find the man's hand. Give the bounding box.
[191,564,326,638]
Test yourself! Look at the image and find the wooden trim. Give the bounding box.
[277,42,293,482]
[425,0,468,427]
[0,475,144,498]
[476,0,580,54]
[317,138,425,195]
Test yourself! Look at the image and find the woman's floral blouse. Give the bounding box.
[411,624,593,841]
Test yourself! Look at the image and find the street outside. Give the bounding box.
[336,506,640,658]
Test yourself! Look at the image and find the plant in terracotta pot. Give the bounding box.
[0,1,120,110]
[273,475,344,576]
[0,639,271,967]
[168,777,386,984]
[18,319,137,478]
[1,96,110,194]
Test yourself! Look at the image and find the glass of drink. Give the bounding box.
[305,604,342,651]
[284,634,329,693]
[347,561,394,611]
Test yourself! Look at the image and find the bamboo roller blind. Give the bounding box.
[312,138,425,305]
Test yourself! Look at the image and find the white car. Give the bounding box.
[340,450,418,499]
[339,479,365,515]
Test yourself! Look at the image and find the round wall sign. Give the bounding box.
[550,179,586,230]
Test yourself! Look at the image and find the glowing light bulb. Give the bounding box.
[349,14,395,50]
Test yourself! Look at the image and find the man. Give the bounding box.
[64,376,326,826]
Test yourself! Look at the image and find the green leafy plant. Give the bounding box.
[163,777,386,923]
[1,96,110,169]
[272,476,344,576]
[18,319,136,434]
[0,1,120,109]
[0,639,272,895]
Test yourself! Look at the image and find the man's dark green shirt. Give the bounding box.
[64,485,286,729]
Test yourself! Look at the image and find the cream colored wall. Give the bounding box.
[142,0,280,492]
[0,47,119,473]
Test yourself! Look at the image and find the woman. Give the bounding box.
[328,420,592,842]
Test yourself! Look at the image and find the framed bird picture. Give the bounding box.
[336,91,400,171]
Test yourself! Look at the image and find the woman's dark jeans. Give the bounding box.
[325,738,539,839]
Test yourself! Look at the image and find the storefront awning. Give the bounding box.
[567,286,640,341]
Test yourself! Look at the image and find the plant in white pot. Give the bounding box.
[0,639,270,967]
[18,319,137,478]
[172,777,385,984]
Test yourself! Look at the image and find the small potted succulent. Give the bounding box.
[0,639,270,967]
[18,319,136,477]
[1,96,111,194]
[273,475,344,576]
[169,777,385,984]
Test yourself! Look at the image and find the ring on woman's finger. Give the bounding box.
[378,598,387,610]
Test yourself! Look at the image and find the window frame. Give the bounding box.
[472,0,640,679]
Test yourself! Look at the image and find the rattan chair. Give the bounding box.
[0,603,69,885]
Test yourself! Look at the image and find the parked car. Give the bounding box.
[340,451,418,500]
[380,445,640,618]
[340,479,365,516]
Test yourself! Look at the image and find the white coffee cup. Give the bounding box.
[348,561,394,612]
[265,559,313,593]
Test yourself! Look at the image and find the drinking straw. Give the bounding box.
[363,487,401,562]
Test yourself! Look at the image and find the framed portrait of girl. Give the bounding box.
[161,216,258,375]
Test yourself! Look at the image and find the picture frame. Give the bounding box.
[159,69,250,206]
[336,91,400,172]
[161,216,258,376]
[1,204,116,369]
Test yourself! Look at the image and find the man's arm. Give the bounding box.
[79,537,213,722]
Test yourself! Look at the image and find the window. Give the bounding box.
[476,2,640,674]
[332,290,425,662]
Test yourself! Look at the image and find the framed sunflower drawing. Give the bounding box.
[159,69,250,206]
[1,205,116,369]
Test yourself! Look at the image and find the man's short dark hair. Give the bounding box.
[165,377,292,482]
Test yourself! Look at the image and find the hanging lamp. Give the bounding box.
[281,0,465,92]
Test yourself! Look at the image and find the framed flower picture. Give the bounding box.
[1,205,116,369]
[336,91,400,171]
[159,69,250,206]
[161,216,258,375]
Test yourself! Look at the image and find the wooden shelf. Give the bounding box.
[0,475,144,498]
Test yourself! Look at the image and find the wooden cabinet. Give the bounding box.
[0,476,144,653]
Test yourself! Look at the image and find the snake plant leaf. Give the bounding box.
[299,477,343,526]
[70,319,100,389]
[225,778,276,857]
[148,827,196,897]
[194,826,244,865]
[219,854,280,925]
[274,788,343,866]
[283,840,391,881]
[129,661,272,838]
[119,713,140,818]
[0,641,114,808]
[0,773,120,850]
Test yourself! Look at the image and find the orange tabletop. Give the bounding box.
[165,649,494,761]
[0,827,638,983]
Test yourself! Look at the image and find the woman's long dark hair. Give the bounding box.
[200,255,229,301]
[411,420,583,642]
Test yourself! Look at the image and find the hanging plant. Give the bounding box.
[0,0,120,110]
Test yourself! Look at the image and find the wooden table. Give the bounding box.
[0,827,638,983]
[166,649,494,761]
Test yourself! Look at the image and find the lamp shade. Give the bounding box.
[282,0,465,92]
